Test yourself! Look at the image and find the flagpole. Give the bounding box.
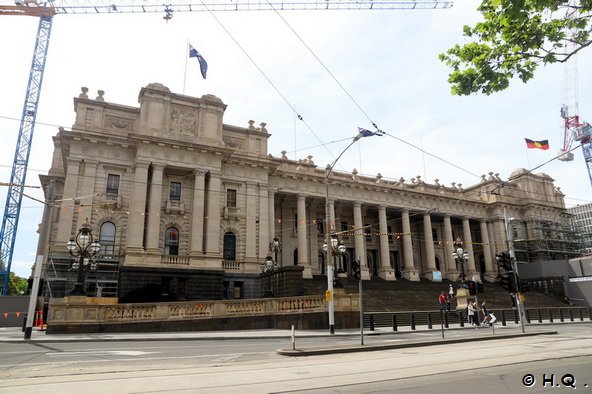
[183,41,189,94]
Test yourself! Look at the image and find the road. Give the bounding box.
[0,324,590,393]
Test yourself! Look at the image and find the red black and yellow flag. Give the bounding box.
[525,138,549,150]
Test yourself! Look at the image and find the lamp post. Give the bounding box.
[324,130,365,334]
[260,255,279,297]
[323,236,347,289]
[66,220,101,296]
[451,237,468,282]
[269,237,282,267]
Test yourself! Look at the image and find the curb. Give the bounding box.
[276,330,558,356]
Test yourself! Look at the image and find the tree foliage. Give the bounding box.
[8,272,28,295]
[440,0,592,95]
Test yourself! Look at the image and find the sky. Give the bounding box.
[1,0,591,278]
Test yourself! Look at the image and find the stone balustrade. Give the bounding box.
[47,293,359,333]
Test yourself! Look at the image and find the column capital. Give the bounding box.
[193,169,207,177]
[152,162,165,171]
[133,161,150,170]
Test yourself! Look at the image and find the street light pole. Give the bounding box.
[67,220,101,296]
[452,237,468,282]
[504,209,525,333]
[324,131,364,334]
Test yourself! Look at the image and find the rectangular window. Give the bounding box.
[317,219,325,235]
[170,182,181,201]
[226,189,237,207]
[106,174,120,195]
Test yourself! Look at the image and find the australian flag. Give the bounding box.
[189,44,208,79]
[358,127,384,137]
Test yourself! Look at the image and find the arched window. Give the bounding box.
[223,232,236,260]
[164,227,179,255]
[99,222,116,256]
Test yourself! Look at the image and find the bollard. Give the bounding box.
[21,313,27,333]
[410,313,416,330]
[444,311,449,328]
[549,308,553,323]
[525,309,531,324]
[538,309,542,323]
[513,309,519,324]
[569,308,574,322]
[579,308,584,322]
[559,309,564,322]
[501,309,506,326]
[369,315,375,331]
[392,315,398,332]
[427,312,432,329]
[459,311,464,328]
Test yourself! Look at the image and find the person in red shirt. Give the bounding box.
[439,292,448,311]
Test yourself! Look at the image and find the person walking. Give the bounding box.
[439,292,448,312]
[467,300,476,325]
[481,300,491,325]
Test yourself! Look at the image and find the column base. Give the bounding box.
[378,268,396,281]
[403,269,420,281]
[423,270,442,282]
[360,268,371,281]
[446,269,460,281]
[301,265,313,279]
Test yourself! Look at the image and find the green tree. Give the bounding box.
[440,1,592,96]
[8,272,28,295]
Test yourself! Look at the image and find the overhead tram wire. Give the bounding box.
[196,0,343,165]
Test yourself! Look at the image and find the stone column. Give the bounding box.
[125,161,150,254]
[443,215,458,280]
[205,171,222,263]
[487,221,498,260]
[463,217,477,276]
[378,205,395,280]
[268,188,276,241]
[78,160,97,227]
[497,219,508,251]
[401,209,419,281]
[245,182,257,263]
[329,199,336,233]
[480,219,495,280]
[297,194,311,278]
[423,212,438,280]
[259,184,270,262]
[353,202,369,280]
[190,170,206,257]
[56,159,81,245]
[146,163,164,254]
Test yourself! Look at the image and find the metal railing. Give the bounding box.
[364,306,592,331]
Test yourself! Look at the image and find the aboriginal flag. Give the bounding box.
[525,138,549,150]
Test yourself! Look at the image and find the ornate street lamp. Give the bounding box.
[260,255,279,297]
[323,236,347,289]
[269,237,282,267]
[66,220,101,295]
[451,237,469,282]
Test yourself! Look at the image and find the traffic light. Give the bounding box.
[352,259,361,280]
[519,279,530,292]
[500,275,517,292]
[467,280,476,295]
[495,251,512,272]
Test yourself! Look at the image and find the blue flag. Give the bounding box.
[189,44,208,79]
[358,127,383,137]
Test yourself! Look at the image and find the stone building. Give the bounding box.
[37,83,575,301]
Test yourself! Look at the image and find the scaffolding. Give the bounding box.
[513,218,589,263]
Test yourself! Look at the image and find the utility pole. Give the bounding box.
[24,180,54,339]
[504,208,525,334]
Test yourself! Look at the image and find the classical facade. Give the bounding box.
[37,83,575,301]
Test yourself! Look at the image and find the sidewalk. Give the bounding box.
[0,321,560,352]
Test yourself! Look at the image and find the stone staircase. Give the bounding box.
[304,276,568,312]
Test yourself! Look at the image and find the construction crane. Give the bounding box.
[557,1,592,190]
[0,0,453,294]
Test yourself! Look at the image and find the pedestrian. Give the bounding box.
[481,300,491,325]
[510,292,517,308]
[439,291,448,311]
[467,300,476,325]
[448,283,455,299]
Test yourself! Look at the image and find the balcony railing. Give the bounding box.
[222,260,241,270]
[161,255,190,265]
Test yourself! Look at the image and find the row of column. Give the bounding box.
[268,191,507,281]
